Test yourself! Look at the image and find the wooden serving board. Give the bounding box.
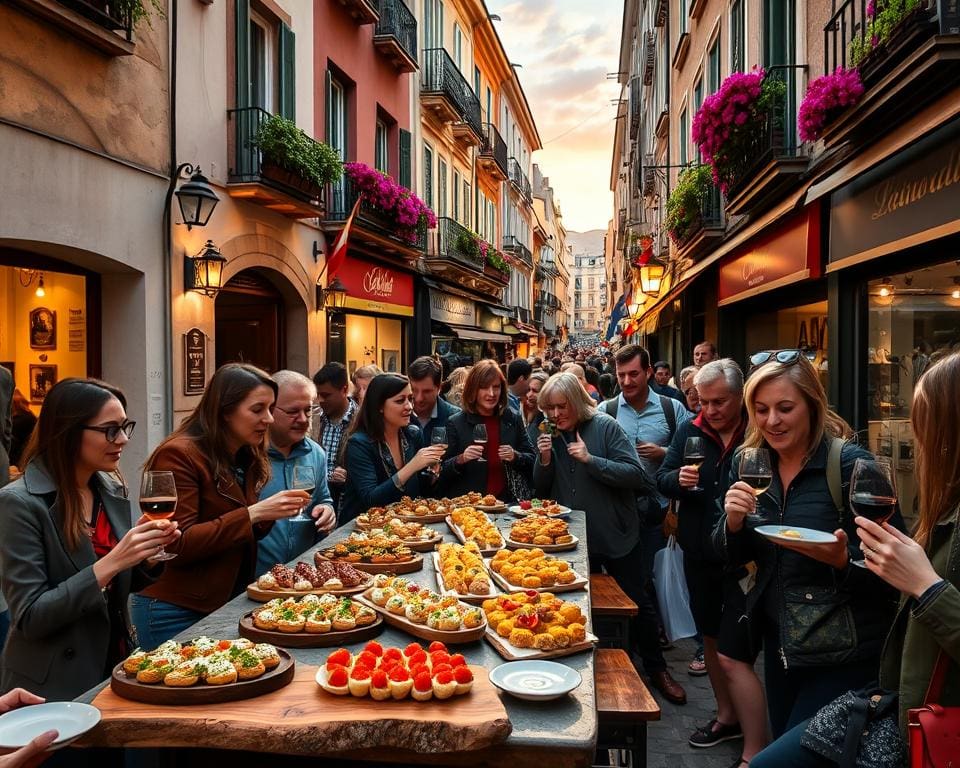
[505,535,579,553]
[109,650,295,705]
[445,516,505,557]
[84,663,512,754]
[432,552,498,604]
[394,511,449,524]
[315,553,424,575]
[238,613,383,648]
[475,502,509,513]
[355,593,487,645]
[509,506,571,518]
[246,577,372,602]
[402,531,444,552]
[485,561,588,594]
[484,628,598,661]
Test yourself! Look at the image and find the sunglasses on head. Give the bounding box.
[749,349,803,370]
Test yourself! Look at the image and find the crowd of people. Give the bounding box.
[1,338,959,767]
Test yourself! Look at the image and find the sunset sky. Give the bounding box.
[494,0,624,233]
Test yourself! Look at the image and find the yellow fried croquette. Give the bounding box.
[508,628,536,648]
[521,574,542,588]
[568,622,587,643]
[559,603,584,623]
[496,619,515,637]
[533,633,557,651]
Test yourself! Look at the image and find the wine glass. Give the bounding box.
[430,426,447,475]
[291,464,316,523]
[140,471,178,561]
[683,436,707,492]
[473,423,488,463]
[849,458,897,568]
[739,447,773,526]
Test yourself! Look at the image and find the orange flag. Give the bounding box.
[326,196,362,278]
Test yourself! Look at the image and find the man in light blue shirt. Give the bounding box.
[256,371,337,576]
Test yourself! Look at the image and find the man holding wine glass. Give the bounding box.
[255,371,337,576]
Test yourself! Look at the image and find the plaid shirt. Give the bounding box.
[311,399,357,482]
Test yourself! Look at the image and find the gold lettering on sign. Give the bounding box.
[740,260,765,288]
[871,147,960,220]
[362,266,394,297]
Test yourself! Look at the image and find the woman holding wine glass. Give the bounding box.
[440,360,534,504]
[131,364,312,650]
[0,379,180,701]
[718,351,902,748]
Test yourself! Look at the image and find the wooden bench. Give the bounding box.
[589,574,638,650]
[593,648,661,768]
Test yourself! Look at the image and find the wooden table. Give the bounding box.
[77,510,599,767]
[589,573,638,650]
[594,648,660,768]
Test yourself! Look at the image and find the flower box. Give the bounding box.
[261,162,324,201]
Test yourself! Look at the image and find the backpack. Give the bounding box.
[827,437,845,518]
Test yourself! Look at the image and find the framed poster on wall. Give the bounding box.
[29,308,57,350]
[29,364,57,403]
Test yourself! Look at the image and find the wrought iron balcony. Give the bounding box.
[643,31,656,86]
[503,235,533,269]
[227,107,327,219]
[629,77,641,139]
[478,123,509,180]
[421,48,483,142]
[674,178,724,260]
[11,0,136,54]
[326,177,427,252]
[508,158,533,204]
[431,217,484,272]
[536,291,559,310]
[57,0,131,36]
[373,0,417,73]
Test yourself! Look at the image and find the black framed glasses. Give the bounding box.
[749,349,802,370]
[82,420,136,443]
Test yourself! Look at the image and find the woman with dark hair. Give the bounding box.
[131,363,311,649]
[339,374,446,523]
[8,388,36,470]
[440,360,534,503]
[0,378,180,700]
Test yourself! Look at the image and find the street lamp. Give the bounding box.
[316,276,348,310]
[627,301,642,316]
[184,240,227,298]
[639,257,666,297]
[173,165,220,230]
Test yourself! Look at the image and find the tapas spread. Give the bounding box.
[447,507,504,554]
[360,520,444,552]
[248,560,371,600]
[486,548,586,592]
[434,542,496,601]
[316,534,423,574]
[239,594,383,647]
[482,592,595,660]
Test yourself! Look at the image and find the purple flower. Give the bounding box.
[797,67,864,142]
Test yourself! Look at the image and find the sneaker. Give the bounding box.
[688,719,743,748]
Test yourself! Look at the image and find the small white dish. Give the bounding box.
[489,660,582,701]
[755,525,839,544]
[0,702,101,750]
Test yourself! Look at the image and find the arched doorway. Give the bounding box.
[215,269,285,373]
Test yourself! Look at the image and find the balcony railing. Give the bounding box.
[478,123,509,179]
[629,77,641,139]
[508,158,533,204]
[421,48,483,140]
[536,291,559,310]
[503,235,533,268]
[327,177,427,251]
[433,217,485,271]
[674,179,724,256]
[373,0,418,73]
[56,0,132,37]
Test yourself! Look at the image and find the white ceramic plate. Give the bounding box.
[0,702,101,750]
[755,525,839,544]
[488,660,582,701]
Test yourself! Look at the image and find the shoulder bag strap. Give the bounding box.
[827,437,845,519]
[658,393,676,442]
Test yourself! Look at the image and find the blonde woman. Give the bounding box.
[444,366,470,409]
[351,364,383,407]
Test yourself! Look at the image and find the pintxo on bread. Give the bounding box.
[119,637,281,688]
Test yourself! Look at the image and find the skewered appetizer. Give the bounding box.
[320,640,474,701]
[252,594,378,634]
[317,534,415,564]
[256,559,370,592]
[436,542,492,596]
[120,637,281,687]
[488,548,580,588]
[482,591,587,651]
[366,575,485,631]
[516,498,565,516]
[509,516,574,546]
[449,507,504,550]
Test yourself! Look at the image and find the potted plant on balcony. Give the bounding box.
[254,115,343,200]
[344,162,437,245]
[484,248,511,282]
[850,0,930,76]
[664,165,713,247]
[111,0,164,27]
[454,229,485,265]
[797,67,865,143]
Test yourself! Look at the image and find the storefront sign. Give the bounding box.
[337,257,414,317]
[429,290,475,325]
[183,328,206,396]
[830,118,960,268]
[477,307,503,333]
[718,205,821,305]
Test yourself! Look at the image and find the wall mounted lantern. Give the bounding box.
[316,276,348,310]
[173,165,220,230]
[184,240,227,298]
[639,257,666,297]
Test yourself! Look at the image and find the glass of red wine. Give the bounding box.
[140,470,178,561]
[473,423,488,463]
[850,457,897,568]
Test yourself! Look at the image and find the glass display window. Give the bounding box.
[744,299,829,392]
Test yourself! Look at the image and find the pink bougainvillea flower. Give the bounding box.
[344,162,436,243]
[797,67,864,143]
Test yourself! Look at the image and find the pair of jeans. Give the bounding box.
[128,595,205,650]
[751,719,834,768]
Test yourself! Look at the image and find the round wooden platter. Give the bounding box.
[508,504,571,518]
[445,516,505,557]
[314,552,424,575]
[393,511,449,524]
[474,501,509,513]
[110,650,295,705]
[504,534,579,553]
[245,576,373,602]
[355,593,487,645]
[238,612,384,648]
[431,552,498,604]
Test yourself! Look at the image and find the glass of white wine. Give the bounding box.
[739,447,773,525]
[683,436,707,491]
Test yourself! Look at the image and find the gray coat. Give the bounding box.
[0,365,11,488]
[0,462,153,700]
[532,411,652,559]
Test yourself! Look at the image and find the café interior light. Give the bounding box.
[184,240,227,298]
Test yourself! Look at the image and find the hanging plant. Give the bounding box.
[664,165,713,245]
[797,68,865,142]
[344,162,437,244]
[485,248,511,276]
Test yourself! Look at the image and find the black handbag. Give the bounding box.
[801,685,905,768]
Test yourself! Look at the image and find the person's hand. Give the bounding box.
[678,465,700,489]
[0,689,56,768]
[636,442,666,462]
[456,444,485,465]
[105,518,181,572]
[312,504,337,534]
[329,466,347,484]
[410,445,446,473]
[248,489,312,524]
[856,516,942,597]
[0,689,44,714]
[774,529,850,570]
[724,481,756,533]
[536,433,553,465]
[567,432,591,464]
[498,445,517,463]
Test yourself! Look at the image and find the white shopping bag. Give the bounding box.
[653,535,697,642]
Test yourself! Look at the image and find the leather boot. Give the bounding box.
[650,669,687,705]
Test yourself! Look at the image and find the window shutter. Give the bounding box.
[324,69,332,143]
[279,23,296,121]
[399,129,412,189]
[236,0,251,110]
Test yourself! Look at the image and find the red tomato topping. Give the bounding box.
[409,663,429,679]
[388,666,410,682]
[413,671,433,692]
[448,653,467,667]
[403,642,423,657]
[408,650,428,667]
[435,670,454,684]
[382,648,402,662]
[429,651,451,666]
[428,641,447,653]
[520,500,532,510]
[524,590,539,598]
[515,613,540,629]
[371,670,388,688]
[431,663,453,677]
[327,648,351,667]
[356,651,377,669]
[217,640,232,651]
[364,641,384,657]
[453,666,474,684]
[500,599,519,612]
[350,665,372,680]
[328,667,349,687]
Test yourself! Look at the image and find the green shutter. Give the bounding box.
[399,129,412,189]
[279,23,296,120]
[236,0,251,110]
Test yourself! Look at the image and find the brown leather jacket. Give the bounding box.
[137,435,271,614]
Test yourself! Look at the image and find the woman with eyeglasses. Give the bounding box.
[131,364,311,649]
[716,351,901,753]
[0,378,181,700]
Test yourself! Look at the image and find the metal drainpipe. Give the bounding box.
[162,0,179,435]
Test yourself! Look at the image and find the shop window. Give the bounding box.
[375,119,389,173]
[237,0,294,119]
[342,314,405,374]
[744,298,829,394]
